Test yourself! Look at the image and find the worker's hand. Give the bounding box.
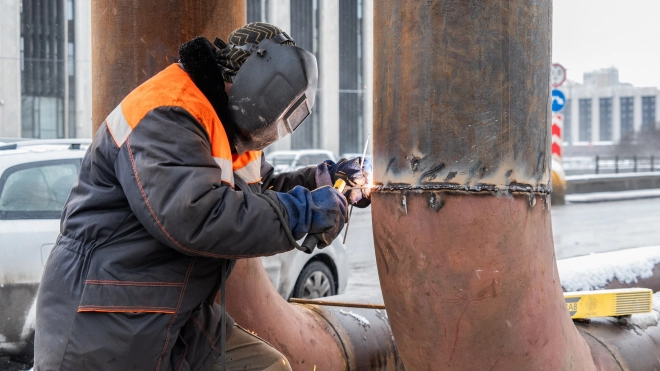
[276,186,348,247]
[325,158,372,208]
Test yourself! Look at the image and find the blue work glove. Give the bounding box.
[276,185,348,247]
[325,158,372,208]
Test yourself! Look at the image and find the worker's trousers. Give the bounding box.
[210,323,292,371]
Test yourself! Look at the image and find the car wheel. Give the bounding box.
[291,261,336,299]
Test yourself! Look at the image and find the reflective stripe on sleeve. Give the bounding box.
[105,104,132,147]
[234,157,262,184]
[214,157,235,187]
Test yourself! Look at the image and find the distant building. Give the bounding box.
[0,1,372,156]
[561,67,660,149]
[248,0,374,156]
[0,0,92,139]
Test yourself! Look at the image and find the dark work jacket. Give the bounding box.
[34,41,322,371]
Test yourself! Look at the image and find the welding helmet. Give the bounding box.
[226,34,318,153]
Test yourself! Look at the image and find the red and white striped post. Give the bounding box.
[551,112,566,204]
[552,113,563,163]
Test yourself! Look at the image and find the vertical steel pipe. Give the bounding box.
[372,1,597,369]
[91,0,246,134]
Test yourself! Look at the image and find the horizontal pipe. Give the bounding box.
[224,258,402,370]
[578,316,660,370]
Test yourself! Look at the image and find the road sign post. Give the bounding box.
[551,63,567,88]
[552,89,566,112]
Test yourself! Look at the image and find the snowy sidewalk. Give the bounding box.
[566,188,660,203]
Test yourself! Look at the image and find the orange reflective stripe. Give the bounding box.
[233,151,262,184]
[232,150,262,170]
[120,64,233,162]
[77,306,176,314]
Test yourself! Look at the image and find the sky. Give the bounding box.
[553,0,660,88]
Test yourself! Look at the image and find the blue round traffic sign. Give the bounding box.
[551,89,566,112]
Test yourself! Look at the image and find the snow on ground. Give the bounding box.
[566,171,660,181]
[558,246,660,292]
[566,188,660,203]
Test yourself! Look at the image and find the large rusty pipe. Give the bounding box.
[224,258,403,370]
[91,0,246,134]
[371,1,597,369]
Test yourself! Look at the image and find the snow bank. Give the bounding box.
[566,171,660,181]
[566,188,660,203]
[558,246,660,292]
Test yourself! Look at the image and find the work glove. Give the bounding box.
[276,185,348,248]
[325,158,372,208]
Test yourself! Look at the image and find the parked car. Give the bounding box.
[0,140,347,363]
[265,149,336,174]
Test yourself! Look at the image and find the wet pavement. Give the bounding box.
[552,197,660,259]
[343,197,660,296]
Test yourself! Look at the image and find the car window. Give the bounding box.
[268,155,296,167]
[0,161,79,219]
[296,154,329,167]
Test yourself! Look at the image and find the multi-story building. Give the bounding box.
[561,67,660,152]
[0,0,92,139]
[1,0,373,156]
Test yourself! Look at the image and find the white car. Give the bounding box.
[265,149,336,174]
[0,140,347,363]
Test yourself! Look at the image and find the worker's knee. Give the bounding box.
[262,357,292,371]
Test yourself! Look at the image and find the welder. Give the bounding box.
[34,23,371,371]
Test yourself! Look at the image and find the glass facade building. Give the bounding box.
[20,0,76,139]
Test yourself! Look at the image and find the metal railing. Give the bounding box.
[594,155,658,174]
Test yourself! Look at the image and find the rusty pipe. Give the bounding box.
[577,317,660,370]
[371,1,598,370]
[91,0,246,135]
[224,258,403,371]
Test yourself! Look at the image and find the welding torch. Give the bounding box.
[297,178,347,254]
[342,135,370,244]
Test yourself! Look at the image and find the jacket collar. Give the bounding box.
[178,36,239,151]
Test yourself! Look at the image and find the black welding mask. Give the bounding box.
[226,35,318,154]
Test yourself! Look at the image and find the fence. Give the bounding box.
[594,155,657,174]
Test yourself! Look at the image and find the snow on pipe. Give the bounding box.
[559,246,660,292]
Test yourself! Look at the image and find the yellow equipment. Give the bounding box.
[334,178,347,193]
[564,288,653,319]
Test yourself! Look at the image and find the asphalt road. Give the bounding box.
[343,197,660,295]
